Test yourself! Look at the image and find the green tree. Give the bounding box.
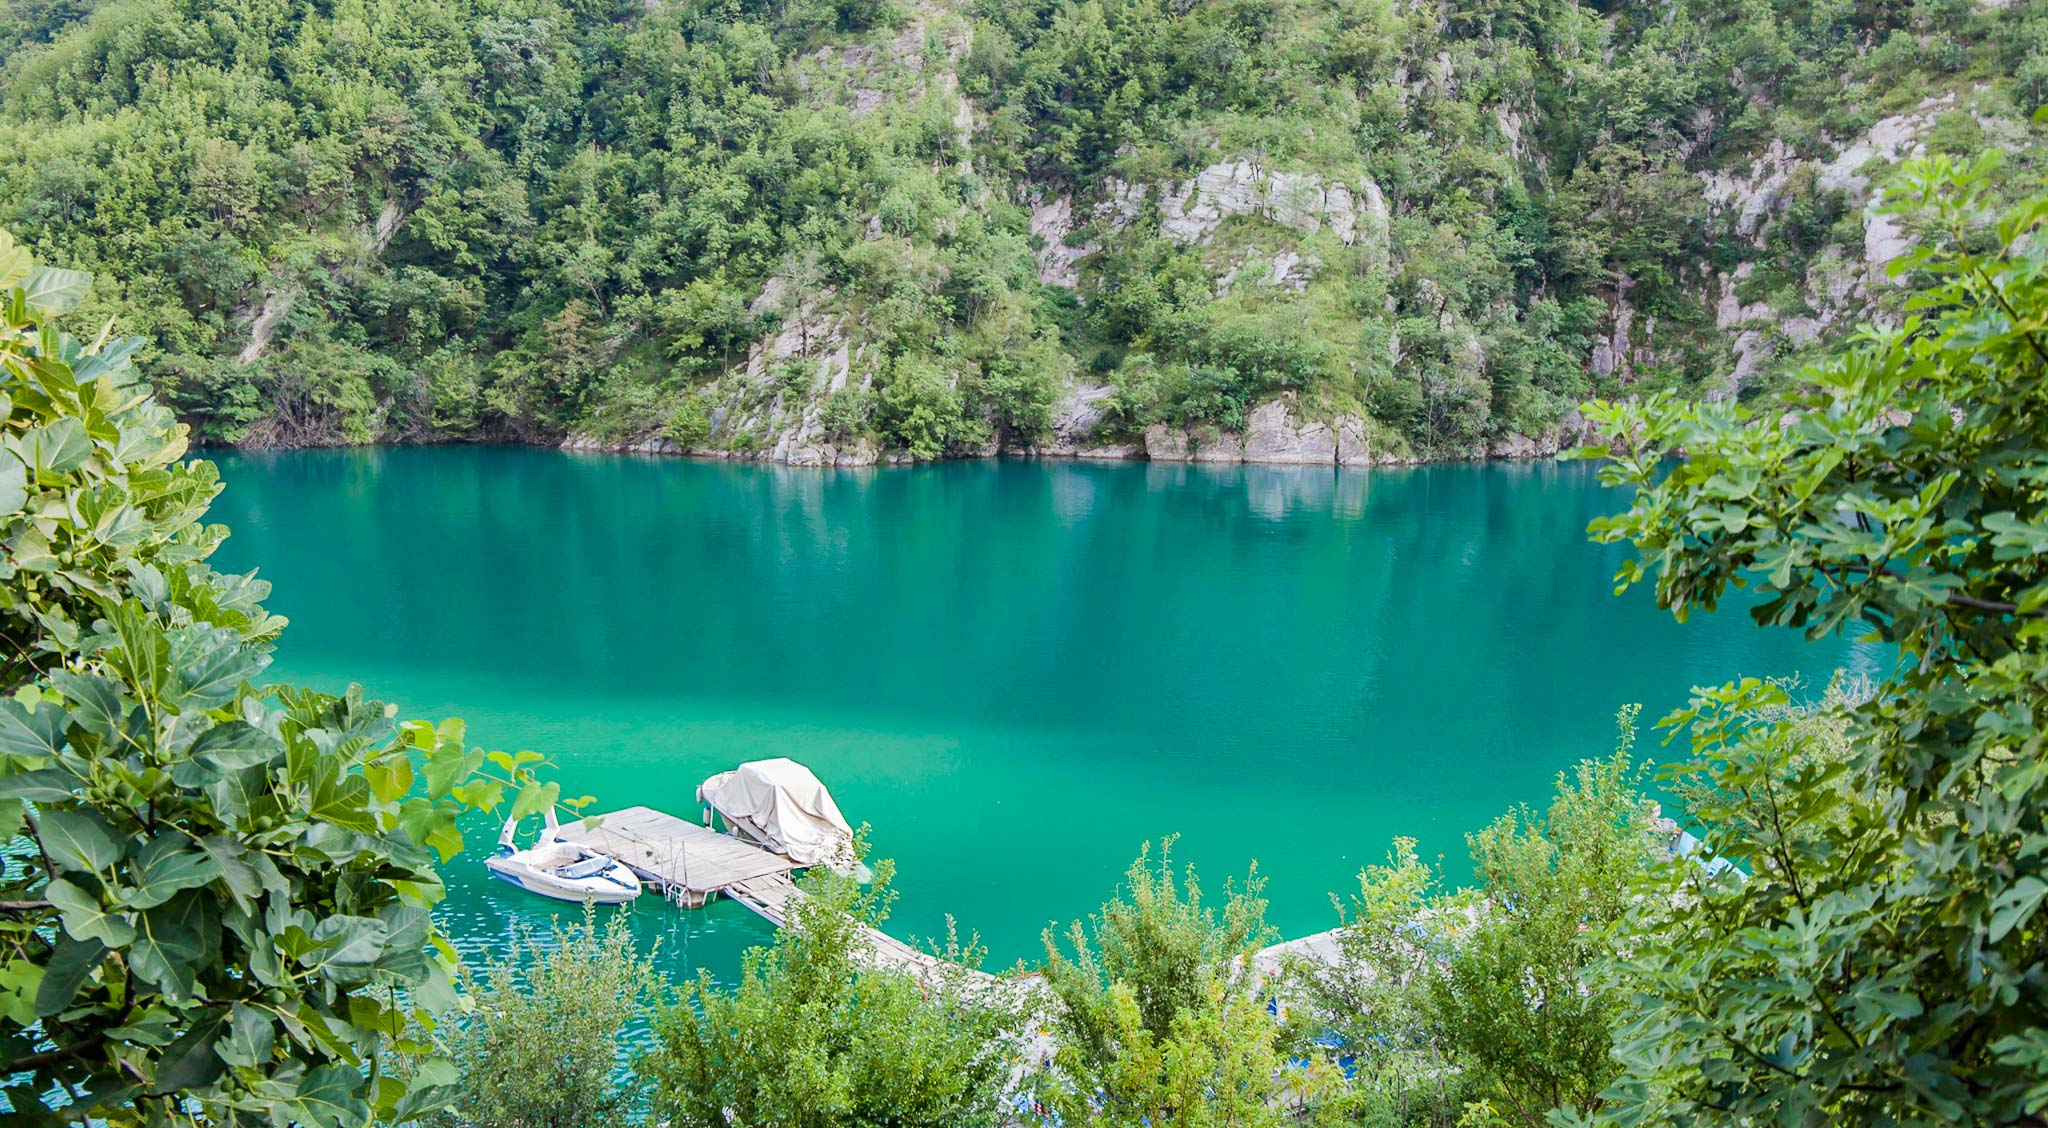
[1426,736,1654,1125]
[0,234,562,1124]
[642,858,1020,1128]
[1289,728,1656,1128]
[1037,840,1352,1126]
[1574,155,2048,1123]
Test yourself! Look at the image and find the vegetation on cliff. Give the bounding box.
[0,0,2041,460]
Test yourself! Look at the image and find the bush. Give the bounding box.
[642,860,1021,1127]
[873,356,980,459]
[662,391,714,449]
[1289,725,1657,1128]
[440,910,661,1128]
[1036,840,1353,1125]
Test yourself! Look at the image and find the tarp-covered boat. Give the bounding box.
[485,807,643,905]
[697,758,863,874]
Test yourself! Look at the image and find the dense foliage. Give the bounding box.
[0,235,562,1124]
[0,0,2039,458]
[642,858,1023,1128]
[1576,157,2048,1122]
[1289,727,1655,1127]
[1037,840,1353,1125]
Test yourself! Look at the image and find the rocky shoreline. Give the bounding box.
[558,393,1594,467]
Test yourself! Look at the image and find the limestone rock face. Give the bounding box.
[1154,160,1387,251]
[1143,423,1190,461]
[1132,405,1375,466]
[1031,194,1087,287]
[1335,415,1371,466]
[1031,159,1391,296]
[1073,443,1143,460]
[1242,400,1337,464]
[1486,432,1557,459]
[1700,139,1799,242]
[1027,381,1120,456]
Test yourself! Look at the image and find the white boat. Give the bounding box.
[485,807,642,905]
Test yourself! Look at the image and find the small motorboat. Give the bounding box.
[485,807,642,905]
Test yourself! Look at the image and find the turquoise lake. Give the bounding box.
[208,447,1886,980]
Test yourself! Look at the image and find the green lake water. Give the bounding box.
[208,446,1885,981]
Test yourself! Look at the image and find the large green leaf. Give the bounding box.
[0,698,66,758]
[122,837,222,911]
[169,626,267,710]
[106,600,169,700]
[16,417,92,477]
[48,671,125,736]
[129,893,215,1000]
[217,1002,276,1069]
[277,1063,370,1128]
[38,809,123,873]
[0,229,31,289]
[148,1011,227,1095]
[1990,877,2048,943]
[193,834,262,910]
[21,265,91,315]
[33,934,107,1017]
[46,878,135,948]
[187,720,283,769]
[0,768,77,802]
[7,526,59,572]
[0,450,25,514]
[300,915,389,984]
[390,1056,460,1121]
[371,906,433,980]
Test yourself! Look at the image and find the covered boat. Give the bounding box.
[697,758,864,874]
[485,807,642,905]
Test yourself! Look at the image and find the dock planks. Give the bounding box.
[564,806,991,982]
[565,805,1333,990]
[555,806,796,899]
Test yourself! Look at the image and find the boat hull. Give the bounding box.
[485,856,643,905]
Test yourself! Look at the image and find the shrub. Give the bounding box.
[1289,726,1657,1128]
[1036,840,1353,1126]
[441,910,661,1128]
[642,860,1021,1127]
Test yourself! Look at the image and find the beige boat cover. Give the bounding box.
[697,758,854,866]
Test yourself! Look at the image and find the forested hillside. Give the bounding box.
[1,0,2041,462]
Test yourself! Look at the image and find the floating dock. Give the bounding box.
[564,803,1338,988]
[561,805,997,983]
[554,805,797,907]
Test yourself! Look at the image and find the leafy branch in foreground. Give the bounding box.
[0,233,570,1125]
[1573,154,2048,1124]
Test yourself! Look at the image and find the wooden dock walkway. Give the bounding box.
[567,805,1336,990]
[726,871,1003,983]
[566,806,1000,983]
[555,806,796,906]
